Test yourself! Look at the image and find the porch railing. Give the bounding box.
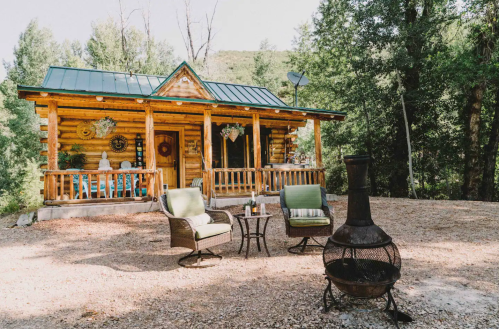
[260,168,325,195]
[208,167,325,197]
[212,168,257,197]
[43,169,163,205]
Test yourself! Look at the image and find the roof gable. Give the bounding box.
[151,62,215,100]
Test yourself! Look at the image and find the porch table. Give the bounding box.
[233,213,273,259]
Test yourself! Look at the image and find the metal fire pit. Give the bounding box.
[324,241,401,298]
[322,155,412,328]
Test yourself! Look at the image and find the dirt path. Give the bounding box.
[0,197,498,328]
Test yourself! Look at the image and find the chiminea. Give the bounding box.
[322,155,412,328]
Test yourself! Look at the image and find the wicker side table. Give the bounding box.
[233,213,273,258]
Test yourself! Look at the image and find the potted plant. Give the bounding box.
[58,144,87,169]
[94,116,117,138]
[221,123,245,142]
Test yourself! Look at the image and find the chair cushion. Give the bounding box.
[290,208,325,217]
[191,177,203,187]
[166,188,205,217]
[289,217,330,227]
[195,223,231,240]
[187,213,213,226]
[284,185,322,209]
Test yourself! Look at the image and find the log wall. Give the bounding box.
[38,105,203,188]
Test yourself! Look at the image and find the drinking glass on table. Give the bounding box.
[245,205,251,217]
[260,203,266,215]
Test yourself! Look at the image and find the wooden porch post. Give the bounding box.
[204,109,212,200]
[145,103,155,198]
[47,100,58,200]
[314,118,325,187]
[253,113,261,194]
[245,135,250,168]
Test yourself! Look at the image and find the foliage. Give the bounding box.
[252,39,281,94]
[58,144,87,170]
[0,160,42,214]
[85,18,179,74]
[0,19,58,212]
[221,123,245,139]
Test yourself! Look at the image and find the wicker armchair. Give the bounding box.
[159,188,233,267]
[280,185,334,254]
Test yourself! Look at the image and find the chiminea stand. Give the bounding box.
[323,277,412,329]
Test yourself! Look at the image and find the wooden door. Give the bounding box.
[155,132,178,189]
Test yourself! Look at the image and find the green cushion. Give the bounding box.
[195,223,231,239]
[289,217,330,227]
[284,185,322,209]
[166,188,205,217]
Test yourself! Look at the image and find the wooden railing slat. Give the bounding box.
[69,175,74,200]
[138,173,143,197]
[97,174,101,198]
[60,174,64,199]
[78,174,83,200]
[114,174,118,198]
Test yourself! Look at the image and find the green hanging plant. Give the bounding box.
[221,123,245,142]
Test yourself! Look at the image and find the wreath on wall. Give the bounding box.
[158,140,172,157]
[109,135,128,153]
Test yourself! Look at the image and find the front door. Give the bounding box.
[155,131,178,189]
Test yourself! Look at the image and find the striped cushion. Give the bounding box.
[290,208,325,218]
[191,178,203,187]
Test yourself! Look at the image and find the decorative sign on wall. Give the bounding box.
[135,134,143,168]
[109,135,128,153]
[187,140,198,154]
[76,121,96,140]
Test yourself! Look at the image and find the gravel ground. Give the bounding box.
[0,197,498,329]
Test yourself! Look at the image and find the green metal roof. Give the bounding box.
[40,66,165,96]
[18,63,347,117]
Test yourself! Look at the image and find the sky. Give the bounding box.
[0,0,322,80]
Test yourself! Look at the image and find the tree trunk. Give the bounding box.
[480,88,499,201]
[462,3,498,200]
[361,99,378,196]
[462,83,485,200]
[390,0,421,198]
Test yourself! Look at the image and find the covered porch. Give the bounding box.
[17,62,345,208]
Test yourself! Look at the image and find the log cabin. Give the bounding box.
[17,62,345,211]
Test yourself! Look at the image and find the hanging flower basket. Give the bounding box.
[94,116,117,138]
[221,123,245,142]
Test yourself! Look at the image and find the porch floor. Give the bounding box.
[1,197,498,328]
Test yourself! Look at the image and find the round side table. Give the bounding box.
[233,213,273,258]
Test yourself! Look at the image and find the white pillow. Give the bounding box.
[290,208,326,218]
[187,213,213,226]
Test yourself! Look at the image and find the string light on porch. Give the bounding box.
[275,109,280,113]
[136,99,144,104]
[244,107,250,111]
[302,113,307,116]
[40,92,48,97]
[176,101,183,106]
[212,104,218,108]
[96,96,103,102]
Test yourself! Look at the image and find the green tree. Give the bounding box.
[252,39,280,93]
[0,19,59,212]
[61,40,86,68]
